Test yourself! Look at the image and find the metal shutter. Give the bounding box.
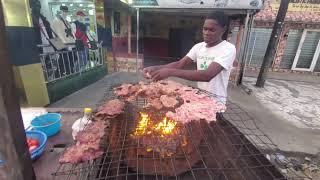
[296,31,320,69]
[246,28,272,67]
[280,30,303,69]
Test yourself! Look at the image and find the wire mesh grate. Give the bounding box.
[52,84,305,180]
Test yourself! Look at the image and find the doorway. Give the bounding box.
[169,28,195,58]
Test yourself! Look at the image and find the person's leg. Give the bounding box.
[78,49,85,70]
[57,53,66,76]
[68,51,75,74]
[63,52,71,75]
[84,47,89,69]
[45,55,53,81]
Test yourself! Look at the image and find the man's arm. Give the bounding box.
[143,56,193,76]
[151,62,224,82]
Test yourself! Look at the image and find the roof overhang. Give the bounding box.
[130,0,264,10]
[137,8,257,16]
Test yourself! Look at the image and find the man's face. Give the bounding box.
[61,11,68,18]
[202,19,225,44]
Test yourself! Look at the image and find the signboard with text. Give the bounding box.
[131,0,263,9]
[271,0,320,12]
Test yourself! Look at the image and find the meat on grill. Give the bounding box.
[156,81,182,94]
[59,121,108,164]
[59,141,103,164]
[75,121,107,143]
[146,98,163,110]
[137,82,162,98]
[166,91,226,123]
[95,99,125,119]
[114,84,139,97]
[114,81,197,105]
[160,95,179,108]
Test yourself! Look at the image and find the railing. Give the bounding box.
[39,46,105,83]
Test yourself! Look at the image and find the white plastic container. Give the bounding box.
[72,108,93,140]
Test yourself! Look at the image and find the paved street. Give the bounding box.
[243,77,320,129]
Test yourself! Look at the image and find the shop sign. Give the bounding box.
[130,0,263,9]
[271,0,320,12]
[131,0,158,6]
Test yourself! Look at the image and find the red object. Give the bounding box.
[76,11,86,17]
[29,145,38,152]
[27,138,39,152]
[75,28,89,47]
[29,139,39,146]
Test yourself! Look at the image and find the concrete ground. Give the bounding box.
[243,77,320,129]
[245,69,320,84]
[229,82,320,155]
[49,71,320,156]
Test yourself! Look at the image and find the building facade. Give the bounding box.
[242,0,320,73]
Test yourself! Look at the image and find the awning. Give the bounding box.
[137,8,252,16]
[130,0,264,10]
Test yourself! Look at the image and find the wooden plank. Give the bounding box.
[0,3,35,180]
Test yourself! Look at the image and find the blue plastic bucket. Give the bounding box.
[31,113,62,137]
[26,130,47,160]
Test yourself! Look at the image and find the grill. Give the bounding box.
[52,86,301,180]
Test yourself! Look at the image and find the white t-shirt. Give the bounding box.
[186,40,236,104]
[39,18,55,53]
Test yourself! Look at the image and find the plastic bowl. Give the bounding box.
[26,130,47,160]
[31,113,62,137]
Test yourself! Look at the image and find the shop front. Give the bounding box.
[27,0,109,104]
[239,0,320,74]
[41,0,98,39]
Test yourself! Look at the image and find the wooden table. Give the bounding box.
[32,110,82,180]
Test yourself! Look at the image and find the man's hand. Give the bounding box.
[143,66,161,79]
[150,68,173,81]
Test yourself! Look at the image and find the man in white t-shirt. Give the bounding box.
[143,11,236,104]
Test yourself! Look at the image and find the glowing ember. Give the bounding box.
[154,117,177,135]
[133,112,178,137]
[131,112,188,157]
[133,112,150,136]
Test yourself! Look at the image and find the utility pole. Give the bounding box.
[0,2,36,180]
[256,0,290,87]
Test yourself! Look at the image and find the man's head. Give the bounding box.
[203,11,228,45]
[60,5,69,18]
[76,11,86,22]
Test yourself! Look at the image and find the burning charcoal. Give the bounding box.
[126,111,203,176]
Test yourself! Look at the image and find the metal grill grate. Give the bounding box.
[52,86,304,180]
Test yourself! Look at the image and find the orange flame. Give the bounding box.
[154,117,177,135]
[133,112,177,136]
[134,112,150,136]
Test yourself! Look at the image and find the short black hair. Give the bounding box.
[206,11,228,28]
